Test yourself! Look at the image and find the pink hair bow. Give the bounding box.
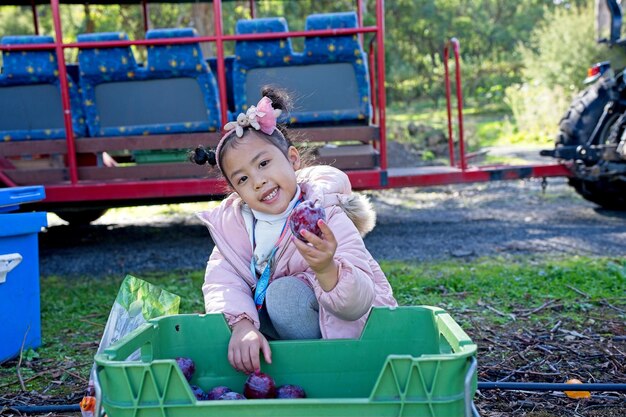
[223,96,282,138]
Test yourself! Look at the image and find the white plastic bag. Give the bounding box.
[80,275,180,417]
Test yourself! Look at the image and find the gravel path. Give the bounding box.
[39,176,626,278]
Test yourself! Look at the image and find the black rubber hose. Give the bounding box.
[478,382,626,391]
[6,404,80,413]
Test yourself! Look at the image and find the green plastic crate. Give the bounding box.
[95,306,478,417]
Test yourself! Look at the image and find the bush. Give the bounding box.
[505,4,626,141]
[504,82,571,143]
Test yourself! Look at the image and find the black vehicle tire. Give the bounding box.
[556,80,613,147]
[557,81,626,210]
[569,177,626,209]
[54,208,108,225]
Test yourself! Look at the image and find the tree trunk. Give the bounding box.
[84,4,94,33]
[191,3,213,57]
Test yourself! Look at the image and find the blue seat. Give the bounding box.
[78,30,221,137]
[303,12,371,124]
[146,28,221,132]
[0,35,86,141]
[232,13,371,126]
[232,17,303,115]
[77,32,139,136]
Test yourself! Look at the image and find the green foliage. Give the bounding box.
[505,3,626,142]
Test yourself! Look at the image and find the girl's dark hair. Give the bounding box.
[189,145,216,166]
[189,86,314,176]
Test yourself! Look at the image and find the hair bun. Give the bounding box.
[190,146,217,166]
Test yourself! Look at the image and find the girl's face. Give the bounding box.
[221,132,301,215]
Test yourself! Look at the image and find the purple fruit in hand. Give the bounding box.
[207,385,232,400]
[276,384,307,399]
[218,391,246,400]
[190,385,209,401]
[175,357,195,382]
[290,200,326,242]
[244,371,277,399]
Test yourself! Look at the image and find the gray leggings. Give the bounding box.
[259,276,322,340]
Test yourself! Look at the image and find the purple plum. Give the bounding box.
[244,371,276,399]
[218,391,246,400]
[289,200,326,242]
[207,385,233,400]
[276,384,307,399]
[175,357,195,382]
[190,385,209,401]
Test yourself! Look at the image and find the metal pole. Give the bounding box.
[50,0,79,184]
[443,41,456,167]
[213,0,229,125]
[368,38,377,125]
[452,38,467,170]
[375,0,387,172]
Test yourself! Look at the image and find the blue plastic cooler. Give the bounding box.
[0,186,48,363]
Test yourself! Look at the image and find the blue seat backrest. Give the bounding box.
[145,28,220,132]
[77,32,139,136]
[232,13,371,126]
[77,30,221,137]
[146,28,204,75]
[233,17,301,114]
[77,32,137,83]
[304,12,363,61]
[235,17,295,68]
[303,11,371,123]
[0,35,86,140]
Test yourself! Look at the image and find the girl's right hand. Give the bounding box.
[228,319,272,373]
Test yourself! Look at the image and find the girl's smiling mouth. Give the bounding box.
[261,187,278,202]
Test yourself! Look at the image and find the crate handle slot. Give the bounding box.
[101,322,156,361]
[0,253,23,284]
[435,310,476,353]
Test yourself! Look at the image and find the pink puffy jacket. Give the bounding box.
[196,165,397,339]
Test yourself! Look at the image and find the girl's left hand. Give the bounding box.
[293,219,338,291]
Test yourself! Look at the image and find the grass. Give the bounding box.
[1,256,624,399]
[383,256,626,328]
[385,99,554,157]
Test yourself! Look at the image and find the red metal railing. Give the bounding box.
[444,37,467,170]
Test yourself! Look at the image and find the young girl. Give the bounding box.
[192,88,397,374]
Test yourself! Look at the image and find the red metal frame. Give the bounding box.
[444,37,467,170]
[0,0,572,208]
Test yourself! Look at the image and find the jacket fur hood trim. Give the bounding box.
[337,193,376,237]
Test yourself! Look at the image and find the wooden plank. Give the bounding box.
[0,126,380,157]
[75,132,222,153]
[293,126,380,143]
[0,139,68,156]
[3,168,68,185]
[316,144,380,170]
[3,162,217,185]
[77,163,215,181]
[317,154,378,170]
